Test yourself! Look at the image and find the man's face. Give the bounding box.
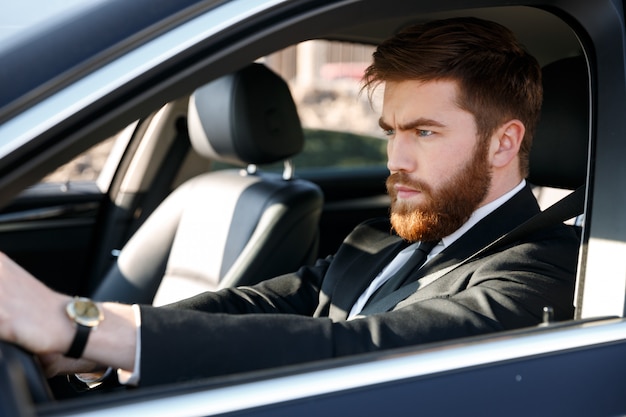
[381,79,492,242]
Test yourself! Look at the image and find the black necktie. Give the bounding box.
[365,240,438,305]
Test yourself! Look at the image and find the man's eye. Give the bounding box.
[417,129,434,137]
[383,129,395,136]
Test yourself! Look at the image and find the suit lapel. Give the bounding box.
[327,220,407,321]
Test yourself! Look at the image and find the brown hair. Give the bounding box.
[362,17,542,177]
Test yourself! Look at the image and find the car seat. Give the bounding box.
[529,55,589,191]
[92,63,324,306]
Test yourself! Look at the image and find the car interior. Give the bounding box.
[90,52,589,308]
[0,5,590,304]
[0,2,598,411]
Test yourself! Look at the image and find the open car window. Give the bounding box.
[212,40,387,173]
[39,39,386,189]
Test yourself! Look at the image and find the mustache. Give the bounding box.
[386,172,432,196]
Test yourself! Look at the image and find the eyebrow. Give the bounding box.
[378,117,447,131]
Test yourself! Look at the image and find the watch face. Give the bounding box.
[66,297,103,327]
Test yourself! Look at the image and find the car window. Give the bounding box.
[214,40,387,173]
[40,124,132,191]
[42,138,115,183]
[42,40,385,185]
[272,40,385,171]
[295,128,386,171]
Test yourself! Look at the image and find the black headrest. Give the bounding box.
[187,63,304,166]
[528,56,589,189]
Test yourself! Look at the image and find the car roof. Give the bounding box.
[0,1,581,121]
[0,0,224,117]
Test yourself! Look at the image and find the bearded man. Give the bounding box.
[0,17,579,387]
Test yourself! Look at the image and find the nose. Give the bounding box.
[387,133,415,173]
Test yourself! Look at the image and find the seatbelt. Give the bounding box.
[356,185,586,317]
[470,185,585,258]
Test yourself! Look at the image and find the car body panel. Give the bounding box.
[29,318,626,416]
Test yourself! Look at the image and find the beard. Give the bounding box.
[387,140,492,242]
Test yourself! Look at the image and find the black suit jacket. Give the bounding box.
[138,185,579,385]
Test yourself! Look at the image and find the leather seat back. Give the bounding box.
[529,56,589,190]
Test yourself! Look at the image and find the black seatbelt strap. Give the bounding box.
[471,185,585,259]
[356,185,586,317]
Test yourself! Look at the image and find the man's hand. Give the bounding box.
[38,353,102,378]
[0,252,73,355]
[0,252,138,375]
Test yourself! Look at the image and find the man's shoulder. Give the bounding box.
[528,219,581,249]
[476,219,581,270]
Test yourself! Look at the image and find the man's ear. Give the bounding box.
[491,119,525,168]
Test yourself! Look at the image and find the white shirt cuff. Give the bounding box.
[117,303,142,386]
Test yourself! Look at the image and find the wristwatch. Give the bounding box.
[65,297,104,359]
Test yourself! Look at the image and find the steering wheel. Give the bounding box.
[0,341,53,405]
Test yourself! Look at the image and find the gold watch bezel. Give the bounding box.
[66,296,103,328]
